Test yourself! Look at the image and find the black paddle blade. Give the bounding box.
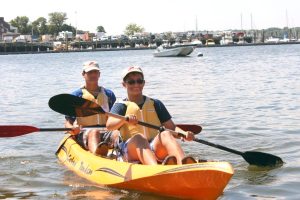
[242,151,283,167]
[48,94,105,117]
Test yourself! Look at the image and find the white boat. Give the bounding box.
[265,37,280,43]
[205,39,216,46]
[153,45,195,57]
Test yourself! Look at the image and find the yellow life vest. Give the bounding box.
[120,97,161,141]
[76,87,109,126]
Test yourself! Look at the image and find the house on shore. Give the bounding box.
[0,17,18,42]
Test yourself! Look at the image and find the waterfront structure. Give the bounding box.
[75,32,89,41]
[1,17,299,54]
[0,17,18,41]
[57,31,73,41]
[0,17,11,39]
[13,35,33,43]
[42,35,54,42]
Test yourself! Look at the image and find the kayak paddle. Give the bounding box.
[48,94,201,134]
[193,138,283,166]
[0,124,200,138]
[49,94,283,166]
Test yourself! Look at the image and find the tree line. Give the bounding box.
[9,12,299,40]
[9,12,144,37]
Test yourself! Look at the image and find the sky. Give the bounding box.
[1,0,299,35]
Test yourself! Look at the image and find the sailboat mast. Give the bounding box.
[285,9,290,39]
[285,9,289,28]
[251,13,253,30]
[196,16,198,32]
[240,13,243,31]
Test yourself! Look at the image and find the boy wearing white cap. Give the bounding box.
[65,61,117,156]
[106,66,196,165]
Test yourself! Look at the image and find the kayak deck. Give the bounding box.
[56,135,234,199]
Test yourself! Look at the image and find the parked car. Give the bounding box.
[111,36,118,41]
[100,36,108,41]
[129,36,138,40]
[92,37,100,41]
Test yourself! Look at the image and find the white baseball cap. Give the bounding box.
[82,61,100,72]
[122,66,144,80]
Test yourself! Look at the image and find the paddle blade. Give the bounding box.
[0,125,39,137]
[49,94,104,117]
[242,151,283,167]
[176,124,202,134]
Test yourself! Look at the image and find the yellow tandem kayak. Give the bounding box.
[56,135,234,199]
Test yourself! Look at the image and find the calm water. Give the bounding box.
[0,45,299,199]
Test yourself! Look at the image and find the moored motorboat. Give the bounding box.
[56,135,234,199]
[178,46,195,56]
[153,45,195,57]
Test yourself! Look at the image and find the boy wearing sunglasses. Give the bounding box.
[106,66,196,165]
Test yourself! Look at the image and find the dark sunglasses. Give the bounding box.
[126,79,145,85]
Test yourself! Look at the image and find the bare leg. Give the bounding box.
[126,134,157,165]
[87,129,101,154]
[109,130,120,148]
[152,131,185,164]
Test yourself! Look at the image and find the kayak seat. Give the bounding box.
[95,142,109,157]
[162,155,177,165]
[182,156,197,164]
[198,159,208,163]
[107,153,117,160]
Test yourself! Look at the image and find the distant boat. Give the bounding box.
[205,39,215,46]
[265,37,280,43]
[153,45,195,57]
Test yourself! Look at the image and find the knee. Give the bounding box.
[159,131,175,141]
[132,133,148,143]
[130,134,149,148]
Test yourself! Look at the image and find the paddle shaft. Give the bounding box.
[137,113,243,156]
[39,126,104,131]
[105,111,186,137]
[193,138,243,156]
[39,128,72,132]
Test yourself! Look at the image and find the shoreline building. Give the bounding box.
[0,17,18,41]
[0,17,11,39]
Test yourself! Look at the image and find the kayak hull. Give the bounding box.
[56,135,233,199]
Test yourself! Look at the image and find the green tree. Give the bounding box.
[124,23,144,36]
[32,17,48,36]
[48,12,67,35]
[97,26,106,33]
[165,32,174,40]
[62,24,76,34]
[76,30,85,34]
[10,16,31,34]
[165,32,175,44]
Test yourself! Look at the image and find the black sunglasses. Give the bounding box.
[126,79,145,85]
